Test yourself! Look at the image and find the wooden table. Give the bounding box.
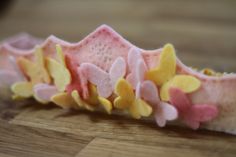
[0,0,236,157]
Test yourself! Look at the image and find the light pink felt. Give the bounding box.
[33,83,58,102]
[126,48,147,89]
[81,57,126,98]
[109,57,126,89]
[169,87,219,130]
[139,80,178,127]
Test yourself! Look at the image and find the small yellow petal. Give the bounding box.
[160,75,201,101]
[114,78,135,101]
[98,96,112,114]
[71,90,84,107]
[171,75,201,93]
[114,97,131,109]
[135,99,152,117]
[146,44,176,86]
[85,84,100,105]
[71,90,95,111]
[47,58,71,92]
[51,92,76,109]
[56,44,67,67]
[17,57,40,83]
[129,103,141,119]
[11,82,33,98]
[35,47,51,84]
[160,81,172,101]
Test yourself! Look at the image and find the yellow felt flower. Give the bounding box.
[46,44,71,92]
[11,47,51,98]
[146,44,201,101]
[50,92,78,109]
[51,84,112,114]
[114,78,152,119]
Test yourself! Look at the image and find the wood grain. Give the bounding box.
[76,137,236,157]
[0,119,93,157]
[10,104,236,157]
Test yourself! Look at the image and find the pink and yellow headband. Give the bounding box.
[0,25,236,135]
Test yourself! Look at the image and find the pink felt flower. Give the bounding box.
[33,83,58,103]
[81,57,126,98]
[126,48,147,89]
[169,87,219,129]
[127,48,178,127]
[137,81,178,127]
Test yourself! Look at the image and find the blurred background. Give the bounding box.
[0,0,236,72]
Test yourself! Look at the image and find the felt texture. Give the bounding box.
[145,44,201,101]
[81,57,126,98]
[1,25,236,134]
[114,78,152,119]
[11,47,50,98]
[139,81,178,127]
[47,45,71,92]
[169,87,219,129]
[33,83,58,104]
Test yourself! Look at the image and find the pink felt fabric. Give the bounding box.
[81,57,126,98]
[34,83,58,102]
[139,81,178,127]
[126,48,147,89]
[169,87,219,129]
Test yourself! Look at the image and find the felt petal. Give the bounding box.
[128,47,143,72]
[71,90,94,111]
[184,118,200,130]
[114,97,131,109]
[126,74,137,89]
[136,59,148,83]
[191,104,218,122]
[160,80,172,101]
[135,82,142,99]
[35,47,51,84]
[127,48,144,89]
[114,78,135,101]
[154,109,166,127]
[51,92,76,109]
[11,82,33,98]
[8,56,25,81]
[84,84,100,105]
[109,57,126,89]
[65,55,83,94]
[77,67,89,99]
[98,96,113,114]
[171,75,201,93]
[47,58,71,92]
[169,87,191,113]
[146,44,176,86]
[129,102,141,119]
[140,80,160,105]
[160,102,178,121]
[56,44,67,67]
[33,83,58,104]
[135,98,152,117]
[17,57,40,83]
[81,63,112,98]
